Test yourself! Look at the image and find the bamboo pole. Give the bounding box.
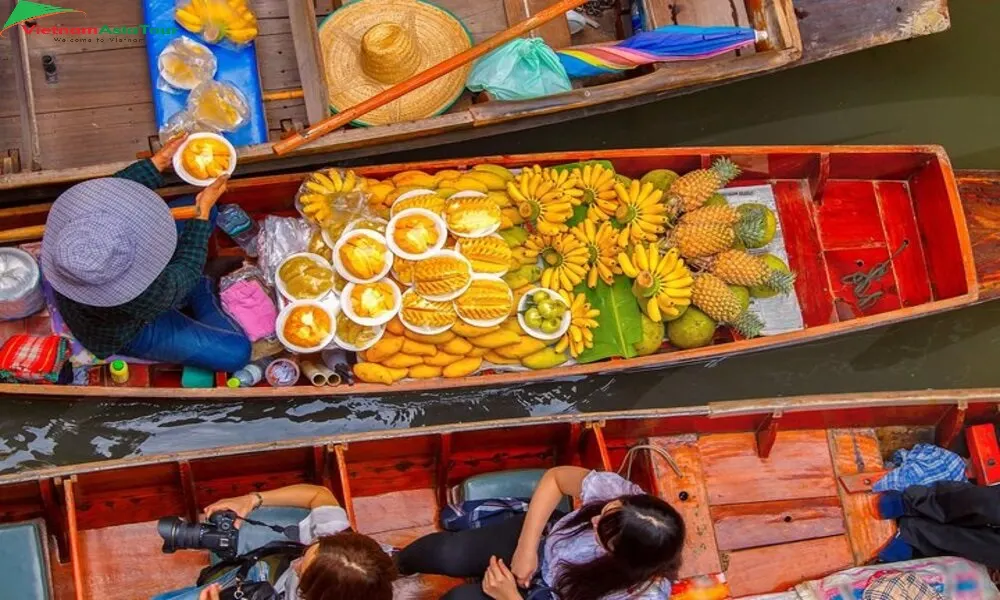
[272,0,588,156]
[0,205,198,245]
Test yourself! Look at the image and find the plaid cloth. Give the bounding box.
[0,334,70,383]
[803,556,998,600]
[863,573,944,600]
[873,444,967,493]
[440,497,530,531]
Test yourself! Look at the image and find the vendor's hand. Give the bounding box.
[509,544,538,589]
[195,175,229,220]
[482,557,521,600]
[201,492,255,527]
[198,583,221,600]
[151,133,189,172]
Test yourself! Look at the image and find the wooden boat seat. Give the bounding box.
[451,468,572,513]
[0,519,54,600]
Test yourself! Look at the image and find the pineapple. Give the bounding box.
[667,222,735,258]
[691,273,763,338]
[710,250,796,294]
[671,158,742,214]
[681,204,769,248]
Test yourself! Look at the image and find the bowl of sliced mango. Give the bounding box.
[173,132,237,187]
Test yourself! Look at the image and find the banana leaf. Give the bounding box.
[576,276,643,364]
[550,159,614,174]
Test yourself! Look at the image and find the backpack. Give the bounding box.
[197,541,307,600]
[439,497,530,531]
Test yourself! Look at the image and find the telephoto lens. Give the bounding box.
[156,510,240,559]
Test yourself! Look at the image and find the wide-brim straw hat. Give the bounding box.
[41,178,177,307]
[319,0,473,127]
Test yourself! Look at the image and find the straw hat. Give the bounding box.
[319,0,473,126]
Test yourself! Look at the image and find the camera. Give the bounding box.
[157,509,240,559]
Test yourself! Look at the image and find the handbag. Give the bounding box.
[198,541,307,600]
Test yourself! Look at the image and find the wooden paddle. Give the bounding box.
[272,0,590,156]
[0,205,199,245]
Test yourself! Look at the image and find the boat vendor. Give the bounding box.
[40,134,251,373]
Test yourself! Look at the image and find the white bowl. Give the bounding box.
[389,188,439,217]
[172,132,237,187]
[340,280,402,327]
[398,288,457,335]
[331,229,394,284]
[412,249,473,302]
[276,299,339,354]
[385,208,448,261]
[454,275,514,328]
[517,287,571,342]
[443,191,500,239]
[454,234,509,278]
[333,314,386,352]
[274,252,335,303]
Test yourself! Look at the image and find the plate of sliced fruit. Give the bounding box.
[173,132,236,186]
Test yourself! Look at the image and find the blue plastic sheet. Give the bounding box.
[143,0,268,146]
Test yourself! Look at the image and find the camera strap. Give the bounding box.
[236,515,297,538]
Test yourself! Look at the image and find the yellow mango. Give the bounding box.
[442,337,473,356]
[424,352,463,367]
[520,347,568,370]
[498,318,523,333]
[468,347,488,357]
[469,330,520,349]
[401,339,437,357]
[443,357,483,378]
[381,353,423,369]
[385,318,406,337]
[386,366,409,381]
[354,363,406,385]
[403,329,456,345]
[366,336,404,364]
[494,337,548,360]
[408,364,443,379]
[484,351,519,365]
[451,322,500,338]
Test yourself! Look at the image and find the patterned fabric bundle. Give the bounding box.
[0,334,70,383]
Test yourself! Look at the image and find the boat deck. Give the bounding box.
[43,427,899,599]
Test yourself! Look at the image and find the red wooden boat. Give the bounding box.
[1,387,995,599]
[0,145,988,399]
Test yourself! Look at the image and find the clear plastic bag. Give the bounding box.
[174,0,259,49]
[158,109,213,144]
[157,36,217,93]
[187,80,250,132]
[294,168,376,243]
[219,264,278,342]
[466,38,571,101]
[257,216,314,283]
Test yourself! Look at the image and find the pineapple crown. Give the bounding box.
[732,310,764,339]
[711,158,741,184]
[766,269,797,294]
[734,206,767,247]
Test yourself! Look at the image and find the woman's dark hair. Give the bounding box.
[550,494,684,600]
[298,532,397,600]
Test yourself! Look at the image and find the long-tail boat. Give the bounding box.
[0,387,994,599]
[0,0,950,193]
[0,145,995,400]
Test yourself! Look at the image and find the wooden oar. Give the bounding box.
[272,0,589,156]
[0,205,199,245]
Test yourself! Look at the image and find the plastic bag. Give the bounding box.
[157,36,217,93]
[187,80,250,132]
[219,265,278,342]
[467,39,571,101]
[174,0,259,49]
[257,216,314,283]
[294,168,376,244]
[158,109,213,144]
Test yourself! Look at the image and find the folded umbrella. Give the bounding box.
[557,25,765,78]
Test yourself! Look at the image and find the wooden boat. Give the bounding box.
[0,145,989,399]
[0,0,951,194]
[0,386,995,599]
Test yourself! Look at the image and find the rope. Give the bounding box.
[618,443,682,479]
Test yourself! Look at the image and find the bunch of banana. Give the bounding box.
[618,244,693,322]
[555,291,600,358]
[570,219,619,288]
[524,232,588,294]
[508,165,583,235]
[175,0,258,45]
[298,169,363,225]
[612,180,669,248]
[571,163,618,222]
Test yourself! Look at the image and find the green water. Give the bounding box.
[1,0,998,474]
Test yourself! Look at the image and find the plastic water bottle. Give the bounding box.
[227,358,272,388]
[630,0,646,34]
[217,204,259,257]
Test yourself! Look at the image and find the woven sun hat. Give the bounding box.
[319,0,473,127]
[41,178,177,308]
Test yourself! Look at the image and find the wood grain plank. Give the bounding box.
[29,47,151,114]
[437,0,510,42]
[958,171,1000,302]
[875,181,933,306]
[502,0,571,50]
[828,429,896,564]
[710,496,844,551]
[22,0,146,52]
[257,32,303,92]
[353,488,438,535]
[699,430,837,505]
[286,0,330,125]
[724,535,853,597]
[36,103,157,170]
[647,435,722,578]
[815,181,885,250]
[911,159,972,300]
[772,180,833,327]
[0,37,18,119]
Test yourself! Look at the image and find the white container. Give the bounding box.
[172,132,237,187]
[331,229,394,284]
[389,188,440,217]
[454,275,513,328]
[454,234,510,278]
[517,287,571,342]
[340,280,402,327]
[412,249,473,302]
[276,299,339,354]
[0,248,43,321]
[443,191,500,239]
[385,208,448,261]
[398,288,456,335]
[274,252,335,302]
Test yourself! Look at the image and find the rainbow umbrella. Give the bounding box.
[556,25,766,78]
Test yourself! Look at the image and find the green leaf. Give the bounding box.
[565,204,588,228]
[576,276,643,364]
[550,159,614,174]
